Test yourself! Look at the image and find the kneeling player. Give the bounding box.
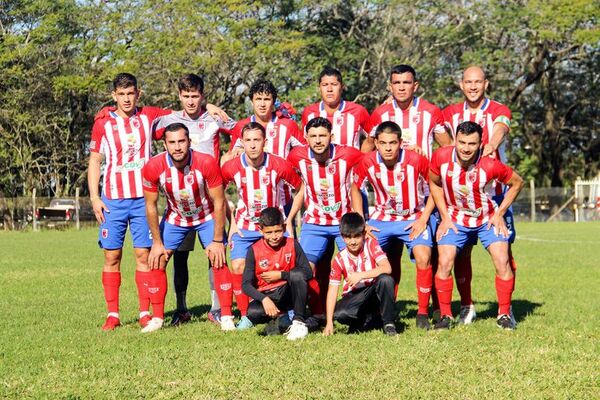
[242,208,313,340]
[323,213,398,336]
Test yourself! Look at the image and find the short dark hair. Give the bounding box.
[178,74,204,93]
[113,73,137,90]
[375,121,402,140]
[249,79,277,102]
[305,117,332,133]
[241,121,266,138]
[319,66,343,85]
[339,212,366,237]
[259,207,284,227]
[389,64,417,81]
[456,121,483,140]
[164,122,190,138]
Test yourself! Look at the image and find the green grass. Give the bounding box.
[1,223,599,399]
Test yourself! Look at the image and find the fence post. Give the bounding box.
[574,177,580,223]
[530,179,535,222]
[32,188,38,231]
[75,188,80,230]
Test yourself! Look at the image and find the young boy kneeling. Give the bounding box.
[242,207,313,340]
[323,212,398,336]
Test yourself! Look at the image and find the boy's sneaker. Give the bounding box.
[415,314,430,330]
[170,311,192,327]
[496,314,516,330]
[139,314,152,328]
[141,317,164,333]
[236,316,254,330]
[284,320,308,341]
[207,309,221,325]
[433,315,453,330]
[102,315,121,331]
[304,316,322,332]
[220,315,236,331]
[458,304,477,325]
[278,314,293,332]
[383,323,397,336]
[264,319,281,336]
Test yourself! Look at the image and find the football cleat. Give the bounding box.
[236,316,254,330]
[139,314,152,328]
[284,320,308,341]
[434,315,453,330]
[383,323,398,336]
[170,311,192,327]
[141,317,164,333]
[415,314,431,330]
[263,319,281,336]
[496,314,516,330]
[220,315,235,331]
[432,309,441,324]
[457,304,477,325]
[102,316,121,331]
[207,309,221,325]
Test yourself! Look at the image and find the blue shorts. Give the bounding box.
[161,218,224,251]
[464,194,516,246]
[230,228,263,260]
[438,223,509,251]
[369,219,433,262]
[299,223,347,264]
[98,196,151,249]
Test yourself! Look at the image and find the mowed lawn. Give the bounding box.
[1,222,598,399]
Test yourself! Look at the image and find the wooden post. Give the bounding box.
[75,188,80,230]
[32,188,37,231]
[530,179,535,222]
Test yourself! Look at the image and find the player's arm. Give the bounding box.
[406,195,435,241]
[285,181,305,236]
[323,282,339,336]
[429,170,458,241]
[351,183,364,218]
[488,169,524,237]
[144,189,169,270]
[346,255,392,287]
[361,136,375,152]
[206,184,226,268]
[87,152,108,224]
[434,127,453,147]
[483,122,509,158]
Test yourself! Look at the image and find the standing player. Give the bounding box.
[352,121,435,329]
[242,207,313,340]
[88,73,172,331]
[441,65,515,324]
[152,74,235,326]
[221,122,302,329]
[142,123,228,332]
[287,117,364,319]
[429,121,523,330]
[323,212,397,336]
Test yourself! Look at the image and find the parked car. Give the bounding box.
[36,198,93,228]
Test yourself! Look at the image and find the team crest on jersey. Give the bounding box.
[477,114,487,128]
[101,228,108,239]
[261,175,270,186]
[267,127,277,138]
[259,259,269,270]
[327,163,336,175]
[396,170,405,182]
[131,117,141,129]
[185,174,195,186]
[467,169,478,183]
[241,177,247,184]
[285,253,292,263]
[336,115,344,126]
[198,121,205,130]
[412,112,421,124]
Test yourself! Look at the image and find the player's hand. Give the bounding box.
[206,103,230,122]
[487,213,509,238]
[436,218,458,242]
[365,224,379,240]
[285,220,294,237]
[206,241,226,269]
[91,197,109,224]
[323,321,335,336]
[405,216,427,241]
[262,297,280,317]
[149,242,168,270]
[406,144,425,156]
[260,271,282,283]
[228,222,243,243]
[482,144,496,158]
[346,272,362,288]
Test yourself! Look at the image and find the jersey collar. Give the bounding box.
[463,98,489,112]
[319,100,345,113]
[241,152,268,169]
[392,96,419,111]
[376,148,404,165]
[166,149,193,170]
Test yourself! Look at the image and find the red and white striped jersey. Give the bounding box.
[369,97,445,160]
[142,150,223,227]
[288,144,363,226]
[330,237,388,295]
[301,100,372,149]
[90,106,170,199]
[430,146,514,227]
[221,153,301,231]
[354,150,429,222]
[153,110,235,159]
[442,98,511,162]
[229,115,305,158]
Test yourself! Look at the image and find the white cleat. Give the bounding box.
[458,304,477,325]
[284,320,308,341]
[220,315,236,331]
[141,317,164,333]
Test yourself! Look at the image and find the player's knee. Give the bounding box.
[333,307,353,325]
[376,273,394,289]
[231,259,245,274]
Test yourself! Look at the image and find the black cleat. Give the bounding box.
[496,314,516,330]
[383,323,397,336]
[416,314,431,330]
[170,310,192,326]
[263,319,281,336]
[433,315,453,330]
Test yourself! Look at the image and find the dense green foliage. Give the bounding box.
[0,0,598,196]
[1,222,599,398]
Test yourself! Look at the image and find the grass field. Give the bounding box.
[1,222,599,399]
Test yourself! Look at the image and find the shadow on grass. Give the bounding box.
[470,299,543,322]
[164,304,213,323]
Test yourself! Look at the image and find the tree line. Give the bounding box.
[0,0,598,197]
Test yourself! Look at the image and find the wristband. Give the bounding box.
[212,239,224,243]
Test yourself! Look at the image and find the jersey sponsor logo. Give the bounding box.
[102,228,108,238]
[125,134,140,158]
[185,174,195,186]
[387,186,398,196]
[181,209,200,217]
[120,158,145,171]
[254,189,264,201]
[327,163,337,175]
[319,178,330,189]
[459,185,470,197]
[412,112,421,124]
[462,207,482,217]
[259,259,269,270]
[261,175,270,186]
[319,201,341,213]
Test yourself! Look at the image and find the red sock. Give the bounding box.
[435,275,454,317]
[495,276,514,316]
[430,250,440,311]
[213,266,233,316]
[102,271,121,314]
[307,278,323,315]
[232,273,248,317]
[148,269,168,319]
[135,270,151,313]
[454,256,473,306]
[416,267,432,315]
